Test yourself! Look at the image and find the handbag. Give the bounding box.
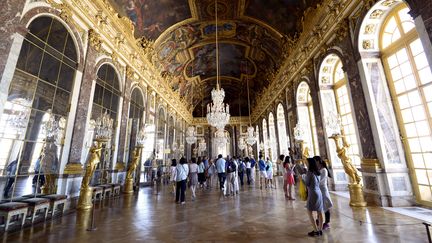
[298,179,308,201]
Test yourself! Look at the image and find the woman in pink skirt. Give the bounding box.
[284,156,296,200]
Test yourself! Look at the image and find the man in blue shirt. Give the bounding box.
[258,155,267,189]
[250,156,257,185]
[215,154,226,191]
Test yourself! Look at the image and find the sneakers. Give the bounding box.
[307,231,322,237]
[181,201,186,205]
[322,223,330,230]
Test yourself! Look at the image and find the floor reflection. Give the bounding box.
[1,177,429,242]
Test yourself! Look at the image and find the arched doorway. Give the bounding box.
[276,104,289,156]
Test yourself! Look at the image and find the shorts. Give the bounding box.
[260,171,267,179]
[267,170,273,180]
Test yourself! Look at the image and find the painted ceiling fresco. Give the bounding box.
[110,0,191,40]
[109,0,322,116]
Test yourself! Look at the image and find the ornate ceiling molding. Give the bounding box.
[46,0,194,123]
[193,116,250,126]
[251,0,363,123]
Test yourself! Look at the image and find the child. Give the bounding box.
[284,156,296,200]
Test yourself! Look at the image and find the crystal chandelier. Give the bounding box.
[214,128,227,148]
[238,136,246,151]
[42,109,66,144]
[172,141,178,152]
[198,138,207,152]
[95,111,114,140]
[293,123,305,141]
[245,59,256,146]
[136,126,146,146]
[186,126,197,145]
[206,0,230,129]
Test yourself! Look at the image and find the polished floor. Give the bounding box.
[1,178,430,243]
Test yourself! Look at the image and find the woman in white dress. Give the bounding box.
[314,156,333,230]
[169,159,177,194]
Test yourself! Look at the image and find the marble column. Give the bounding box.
[115,66,133,171]
[64,31,99,174]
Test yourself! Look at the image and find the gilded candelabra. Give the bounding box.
[124,126,146,194]
[123,145,143,194]
[78,112,113,210]
[77,139,104,210]
[327,113,366,207]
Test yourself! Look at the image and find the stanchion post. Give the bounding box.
[424,222,431,243]
[87,200,97,231]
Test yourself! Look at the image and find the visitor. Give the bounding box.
[233,156,240,194]
[258,155,267,189]
[266,157,275,189]
[238,157,246,186]
[277,154,285,176]
[189,158,198,200]
[250,156,256,185]
[284,156,295,200]
[175,157,189,205]
[315,156,333,230]
[3,159,18,198]
[169,159,177,194]
[207,159,216,188]
[215,154,226,191]
[197,157,206,189]
[302,158,324,237]
[245,157,252,185]
[226,157,237,196]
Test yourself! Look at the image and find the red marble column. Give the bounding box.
[65,34,99,173]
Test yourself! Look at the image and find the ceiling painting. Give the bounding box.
[109,0,191,40]
[107,0,323,116]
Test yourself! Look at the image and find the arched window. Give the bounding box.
[255,125,260,159]
[380,5,432,203]
[156,108,166,160]
[0,16,78,198]
[268,113,278,161]
[277,104,289,155]
[91,63,121,184]
[319,55,361,166]
[126,88,145,164]
[296,82,319,156]
[168,116,175,158]
[262,119,268,159]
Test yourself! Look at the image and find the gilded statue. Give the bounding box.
[81,142,103,190]
[40,139,59,194]
[126,147,141,180]
[330,134,361,184]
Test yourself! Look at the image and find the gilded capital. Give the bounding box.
[88,29,102,52]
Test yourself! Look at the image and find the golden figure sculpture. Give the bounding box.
[81,142,103,190]
[40,140,59,194]
[78,140,103,210]
[124,145,143,194]
[329,134,361,184]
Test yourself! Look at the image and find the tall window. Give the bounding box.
[0,16,77,198]
[277,104,289,156]
[268,113,278,161]
[381,5,432,203]
[319,55,361,166]
[262,119,268,159]
[255,125,260,159]
[91,64,120,184]
[156,108,166,160]
[126,88,144,164]
[296,82,319,156]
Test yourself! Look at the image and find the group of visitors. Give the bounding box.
[299,156,333,237]
[257,155,275,189]
[169,155,258,204]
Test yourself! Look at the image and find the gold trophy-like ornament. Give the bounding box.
[124,126,146,194]
[78,112,113,210]
[326,112,367,207]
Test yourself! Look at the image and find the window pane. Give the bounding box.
[391,66,402,81]
[408,91,422,106]
[33,81,55,111]
[418,67,432,85]
[412,153,425,168]
[396,48,409,63]
[416,169,429,185]
[403,75,416,90]
[39,53,60,85]
[8,71,38,104]
[402,22,415,33]
[414,53,429,70]
[398,94,410,109]
[401,109,414,123]
[16,40,43,76]
[419,185,432,201]
[58,63,75,91]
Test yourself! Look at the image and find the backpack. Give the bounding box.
[227,161,237,173]
[238,162,245,173]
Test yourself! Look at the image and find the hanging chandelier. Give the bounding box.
[206,0,230,129]
[198,138,207,152]
[186,126,197,145]
[214,128,227,148]
[245,61,256,146]
[238,136,246,151]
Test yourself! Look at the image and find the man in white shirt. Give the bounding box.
[215,154,226,191]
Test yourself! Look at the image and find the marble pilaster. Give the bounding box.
[64,35,99,173]
[115,67,133,171]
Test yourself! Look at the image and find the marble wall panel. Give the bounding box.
[116,74,132,164]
